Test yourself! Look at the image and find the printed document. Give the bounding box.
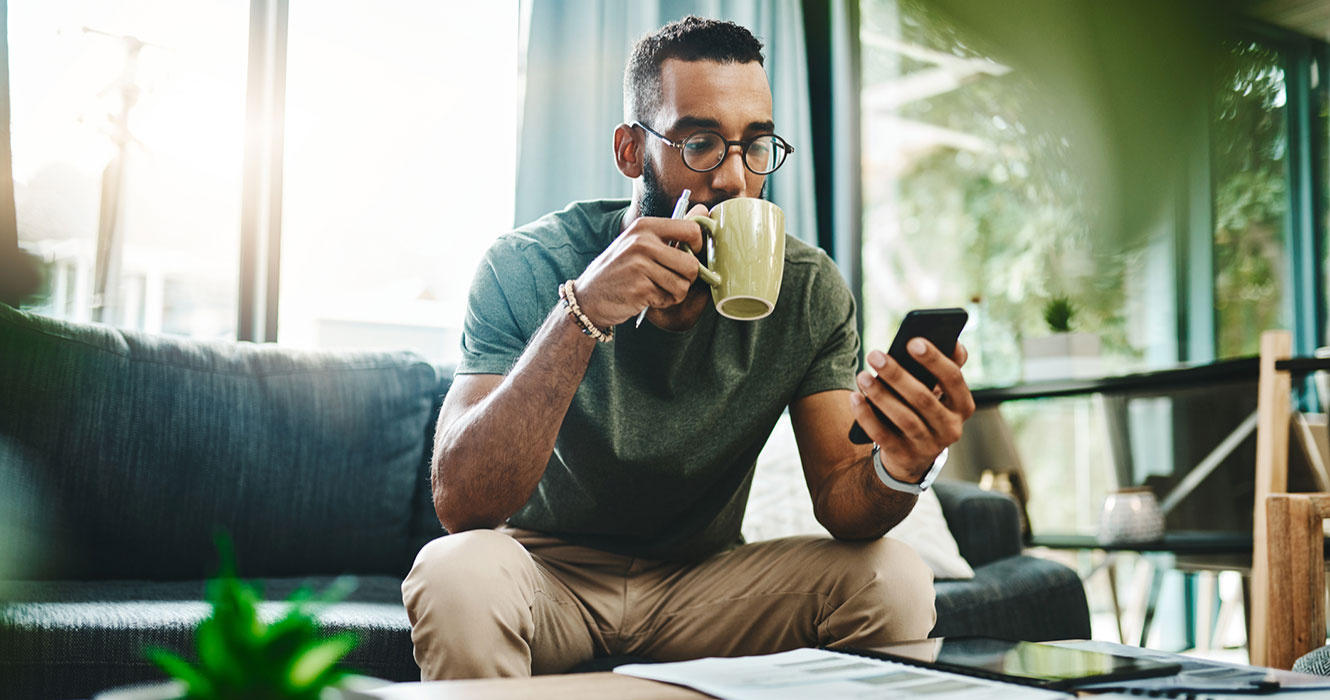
[614,647,1071,699]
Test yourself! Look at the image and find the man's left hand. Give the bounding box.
[848,339,975,484]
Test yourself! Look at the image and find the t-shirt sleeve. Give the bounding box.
[795,255,861,398]
[456,244,536,375]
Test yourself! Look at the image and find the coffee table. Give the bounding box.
[357,641,1330,699]
[360,671,707,699]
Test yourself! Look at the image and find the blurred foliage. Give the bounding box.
[1043,296,1075,334]
[1212,41,1289,358]
[146,536,359,700]
[861,0,1290,385]
[860,0,1135,385]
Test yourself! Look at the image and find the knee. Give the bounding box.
[842,538,937,639]
[402,530,533,617]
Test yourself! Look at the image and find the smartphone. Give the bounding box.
[849,307,969,444]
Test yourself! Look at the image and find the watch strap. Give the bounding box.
[872,446,949,494]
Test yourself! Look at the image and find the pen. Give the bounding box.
[635,188,692,328]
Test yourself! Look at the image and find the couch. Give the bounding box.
[0,304,1089,699]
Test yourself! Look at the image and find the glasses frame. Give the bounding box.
[633,121,794,175]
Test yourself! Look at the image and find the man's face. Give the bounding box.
[639,58,774,218]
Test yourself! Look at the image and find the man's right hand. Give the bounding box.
[573,204,709,328]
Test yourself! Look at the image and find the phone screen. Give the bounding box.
[849,308,968,445]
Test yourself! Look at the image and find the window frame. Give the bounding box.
[0,0,19,308]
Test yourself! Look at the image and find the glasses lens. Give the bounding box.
[746,135,784,174]
[681,131,725,171]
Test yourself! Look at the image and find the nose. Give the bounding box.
[708,145,751,199]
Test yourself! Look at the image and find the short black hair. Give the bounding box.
[624,16,765,123]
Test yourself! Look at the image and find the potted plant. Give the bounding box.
[95,538,390,700]
[1021,295,1101,381]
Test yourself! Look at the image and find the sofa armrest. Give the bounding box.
[933,480,1022,568]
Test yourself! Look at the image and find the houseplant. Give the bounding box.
[1021,295,1101,381]
[95,537,388,700]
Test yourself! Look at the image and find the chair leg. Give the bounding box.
[1106,554,1126,644]
[1139,564,1166,648]
[1197,571,1215,652]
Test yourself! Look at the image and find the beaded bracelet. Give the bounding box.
[558,280,614,343]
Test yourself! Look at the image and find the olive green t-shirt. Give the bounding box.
[458,199,860,561]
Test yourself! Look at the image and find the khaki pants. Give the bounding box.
[401,527,936,680]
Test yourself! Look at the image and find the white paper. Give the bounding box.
[614,648,1071,700]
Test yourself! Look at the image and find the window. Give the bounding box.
[276,1,520,364]
[856,2,1329,539]
[1212,41,1291,358]
[11,0,249,338]
[858,0,1159,389]
[11,2,521,359]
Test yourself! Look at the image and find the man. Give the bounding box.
[402,16,974,680]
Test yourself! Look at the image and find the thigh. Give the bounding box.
[404,530,606,676]
[622,535,933,661]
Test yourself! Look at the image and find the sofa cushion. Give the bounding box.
[405,367,455,556]
[0,305,438,579]
[933,480,1024,568]
[0,577,418,699]
[933,554,1091,641]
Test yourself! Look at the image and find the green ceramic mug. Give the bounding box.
[686,198,786,320]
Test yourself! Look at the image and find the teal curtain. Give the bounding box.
[515,0,818,247]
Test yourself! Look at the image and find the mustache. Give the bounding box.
[694,192,768,211]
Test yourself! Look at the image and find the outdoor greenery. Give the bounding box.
[858,0,1303,542]
[860,0,1131,386]
[861,0,1296,381]
[1211,41,1289,358]
[146,537,359,700]
[1042,296,1075,334]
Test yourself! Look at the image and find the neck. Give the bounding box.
[621,197,643,232]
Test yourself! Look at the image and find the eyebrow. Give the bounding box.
[670,115,777,134]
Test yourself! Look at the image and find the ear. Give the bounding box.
[613,123,644,179]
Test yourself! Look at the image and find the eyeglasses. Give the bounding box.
[633,121,794,175]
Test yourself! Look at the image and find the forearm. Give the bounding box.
[813,455,918,540]
[433,305,596,532]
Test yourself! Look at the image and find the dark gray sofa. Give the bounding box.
[0,304,1088,699]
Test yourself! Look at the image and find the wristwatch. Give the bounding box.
[872,445,948,494]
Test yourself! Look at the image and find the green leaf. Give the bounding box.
[286,633,358,689]
[147,647,215,698]
[145,533,361,700]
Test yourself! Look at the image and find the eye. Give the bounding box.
[684,132,721,152]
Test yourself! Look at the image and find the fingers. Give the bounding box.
[905,339,975,422]
[651,214,707,252]
[857,340,973,446]
[638,255,694,308]
[858,351,936,441]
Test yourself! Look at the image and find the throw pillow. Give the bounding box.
[744,412,976,580]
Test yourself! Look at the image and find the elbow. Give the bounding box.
[433,485,501,534]
[431,450,504,533]
[819,515,888,542]
[813,494,900,541]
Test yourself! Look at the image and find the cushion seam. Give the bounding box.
[1,319,435,379]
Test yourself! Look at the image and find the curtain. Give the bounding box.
[515,0,818,247]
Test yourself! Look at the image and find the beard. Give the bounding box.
[639,157,678,219]
[639,155,768,218]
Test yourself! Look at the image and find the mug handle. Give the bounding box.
[685,215,723,287]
